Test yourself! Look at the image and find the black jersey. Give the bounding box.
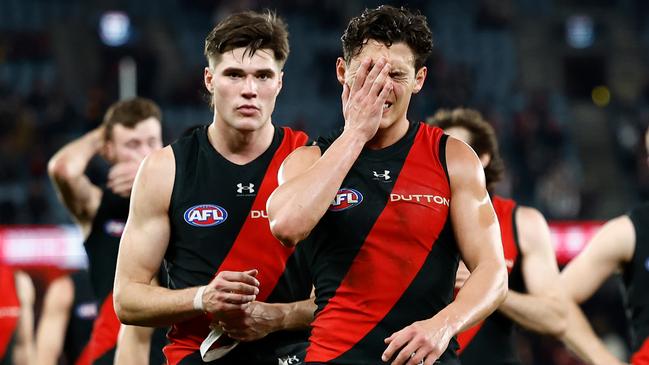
[304,122,460,365]
[625,202,649,364]
[84,188,168,364]
[164,125,312,365]
[458,196,526,365]
[64,270,97,365]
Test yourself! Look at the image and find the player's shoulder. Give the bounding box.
[141,146,175,175]
[515,205,553,254]
[45,275,74,309]
[445,136,484,185]
[516,205,547,229]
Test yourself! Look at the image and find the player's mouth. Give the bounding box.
[237,104,260,116]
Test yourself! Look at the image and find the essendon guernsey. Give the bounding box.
[304,122,460,365]
[164,125,312,365]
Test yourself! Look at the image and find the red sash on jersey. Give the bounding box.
[306,125,451,362]
[457,196,519,353]
[632,337,649,365]
[0,265,19,360]
[164,127,308,365]
[87,293,121,363]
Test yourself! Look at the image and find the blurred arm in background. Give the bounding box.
[559,216,633,365]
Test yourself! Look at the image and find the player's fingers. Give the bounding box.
[341,82,350,107]
[351,57,371,93]
[360,57,386,94]
[382,331,408,362]
[391,342,419,365]
[368,63,390,98]
[375,80,393,108]
[219,271,260,286]
[242,269,258,277]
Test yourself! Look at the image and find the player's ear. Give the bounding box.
[336,57,346,86]
[276,70,284,96]
[412,66,427,94]
[204,67,214,93]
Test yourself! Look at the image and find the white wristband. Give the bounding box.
[193,286,206,311]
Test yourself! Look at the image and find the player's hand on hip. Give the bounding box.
[107,161,141,197]
[203,269,260,317]
[215,301,281,342]
[342,57,393,142]
[382,318,453,365]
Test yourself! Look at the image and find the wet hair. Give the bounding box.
[204,10,289,66]
[341,5,433,70]
[427,108,505,188]
[102,97,162,142]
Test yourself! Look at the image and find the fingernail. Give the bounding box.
[381,355,387,361]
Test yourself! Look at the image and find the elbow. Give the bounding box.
[47,156,72,183]
[269,217,306,248]
[113,284,135,325]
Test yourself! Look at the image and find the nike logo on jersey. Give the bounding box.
[184,204,228,227]
[236,183,255,195]
[329,188,363,212]
[390,194,450,207]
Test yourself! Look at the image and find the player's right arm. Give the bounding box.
[268,57,393,246]
[559,215,634,365]
[47,128,104,232]
[113,147,260,327]
[34,275,74,365]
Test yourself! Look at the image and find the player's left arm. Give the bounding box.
[497,206,568,336]
[13,271,36,365]
[382,138,508,365]
[219,291,316,342]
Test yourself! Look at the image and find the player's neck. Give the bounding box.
[366,117,410,150]
[207,119,275,165]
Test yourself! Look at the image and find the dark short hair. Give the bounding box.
[427,108,505,188]
[102,97,162,142]
[341,5,433,70]
[204,10,289,66]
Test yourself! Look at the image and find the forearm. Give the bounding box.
[114,325,153,365]
[269,130,366,244]
[561,301,623,365]
[274,298,316,331]
[445,260,507,334]
[114,280,201,327]
[498,290,566,336]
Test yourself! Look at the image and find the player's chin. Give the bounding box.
[230,116,266,132]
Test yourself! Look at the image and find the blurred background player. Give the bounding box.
[113,10,314,365]
[557,128,649,364]
[35,270,96,365]
[428,108,568,365]
[0,264,35,365]
[268,6,507,365]
[47,97,166,364]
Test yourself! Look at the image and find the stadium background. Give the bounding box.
[1,0,647,363]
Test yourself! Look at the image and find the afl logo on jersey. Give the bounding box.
[329,188,363,212]
[184,204,228,227]
[104,220,126,237]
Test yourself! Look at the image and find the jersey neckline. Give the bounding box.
[197,124,283,168]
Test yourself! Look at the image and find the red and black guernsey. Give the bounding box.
[165,125,312,365]
[0,265,19,365]
[305,122,460,365]
[84,188,167,365]
[457,195,525,365]
[64,270,97,365]
[625,202,649,365]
